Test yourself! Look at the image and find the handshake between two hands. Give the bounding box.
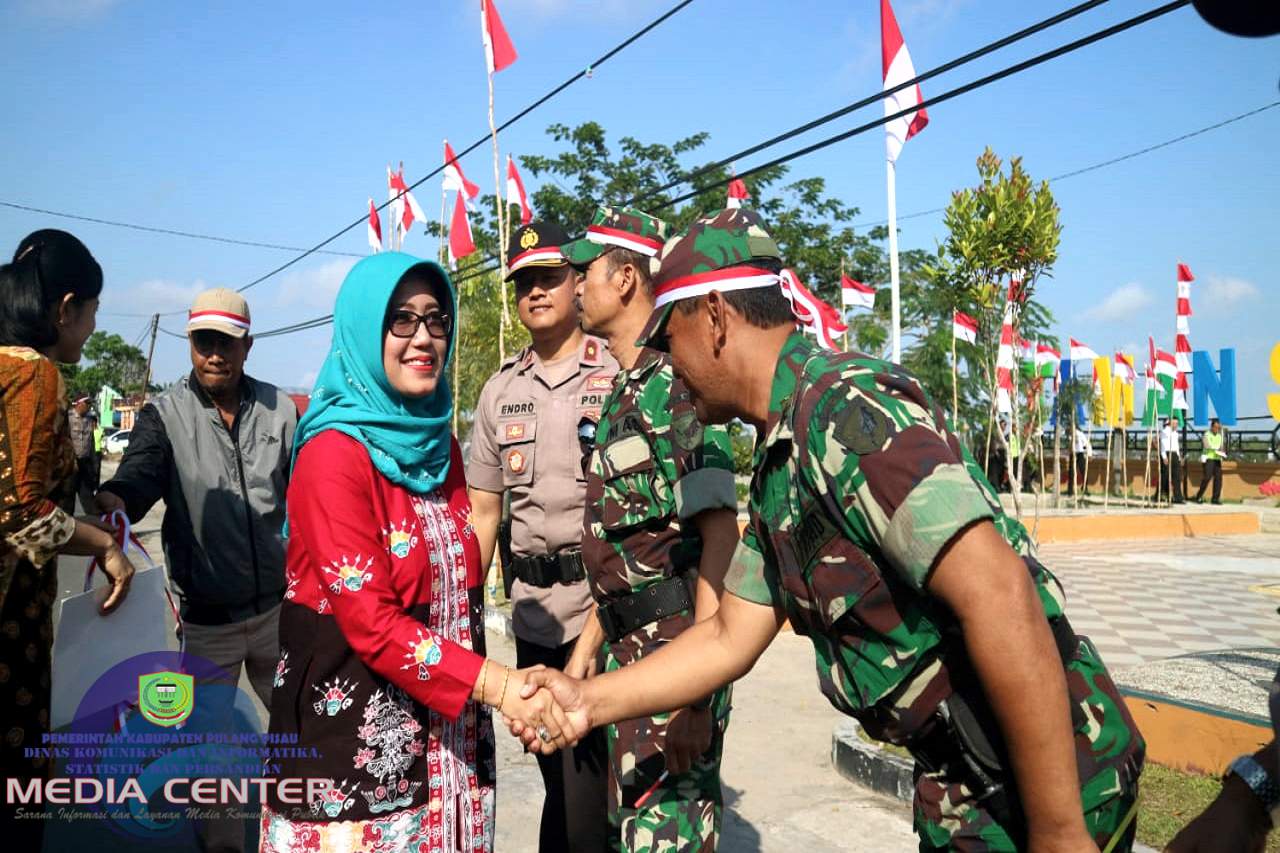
[494,663,717,778]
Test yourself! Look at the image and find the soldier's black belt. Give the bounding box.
[596,574,694,644]
[508,549,586,588]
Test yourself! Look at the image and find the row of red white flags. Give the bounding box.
[956,263,1195,412]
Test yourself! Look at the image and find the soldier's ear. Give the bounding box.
[705,290,729,354]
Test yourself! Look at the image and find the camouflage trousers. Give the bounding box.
[604,649,732,853]
[913,639,1145,852]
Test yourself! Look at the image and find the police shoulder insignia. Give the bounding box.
[672,410,702,451]
[833,396,892,455]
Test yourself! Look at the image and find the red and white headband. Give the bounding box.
[653,266,781,309]
[584,224,665,257]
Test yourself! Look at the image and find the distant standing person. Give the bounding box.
[1194,418,1225,504]
[0,230,134,851]
[467,221,614,851]
[1068,424,1091,496]
[68,394,99,510]
[1159,417,1185,504]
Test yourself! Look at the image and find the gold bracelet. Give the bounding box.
[497,666,511,713]
[478,659,489,704]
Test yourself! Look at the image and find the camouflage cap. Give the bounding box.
[636,208,782,350]
[561,206,670,267]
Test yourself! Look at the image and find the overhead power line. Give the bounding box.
[225,0,1213,338]
[0,200,365,258]
[232,0,698,295]
[448,0,1194,288]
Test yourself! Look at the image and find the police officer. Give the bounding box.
[468,220,612,851]
[518,209,1146,852]
[563,207,740,851]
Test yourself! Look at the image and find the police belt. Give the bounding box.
[596,574,694,644]
[906,615,1094,836]
[508,549,586,588]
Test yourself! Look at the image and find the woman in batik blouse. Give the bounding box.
[262,253,569,853]
[0,230,135,849]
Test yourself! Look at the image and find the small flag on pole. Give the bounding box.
[952,310,977,344]
[482,0,517,74]
[995,297,1015,413]
[444,141,480,200]
[841,276,876,309]
[726,178,750,209]
[881,0,929,164]
[1036,342,1060,377]
[448,193,476,268]
[1114,351,1136,384]
[506,155,532,226]
[387,165,408,231]
[1154,347,1178,378]
[1069,337,1099,362]
[366,198,382,253]
[781,269,846,350]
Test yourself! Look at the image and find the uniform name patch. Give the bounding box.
[579,393,605,408]
[500,401,536,417]
[791,504,840,570]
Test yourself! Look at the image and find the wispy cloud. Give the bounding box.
[1082,283,1153,322]
[275,259,356,310]
[125,278,210,315]
[20,0,123,22]
[1202,275,1260,311]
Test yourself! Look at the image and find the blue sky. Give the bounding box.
[2,0,1276,418]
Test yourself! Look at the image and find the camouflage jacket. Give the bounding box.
[724,332,1067,744]
[583,347,736,662]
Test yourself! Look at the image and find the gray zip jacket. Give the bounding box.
[102,372,296,624]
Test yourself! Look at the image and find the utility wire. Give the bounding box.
[232,0,698,295]
[627,0,1111,210]
[0,200,365,258]
[245,0,1211,340]
[448,0,1162,286]
[849,99,1280,229]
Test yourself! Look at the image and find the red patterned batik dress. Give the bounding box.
[262,431,494,853]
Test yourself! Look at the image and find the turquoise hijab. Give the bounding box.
[290,252,456,497]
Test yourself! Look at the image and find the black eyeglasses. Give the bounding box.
[387,309,452,339]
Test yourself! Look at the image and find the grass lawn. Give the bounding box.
[1138,763,1280,852]
[848,735,1279,851]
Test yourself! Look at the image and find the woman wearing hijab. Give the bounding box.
[0,230,134,846]
[262,253,569,853]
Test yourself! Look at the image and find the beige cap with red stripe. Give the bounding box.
[187,288,251,338]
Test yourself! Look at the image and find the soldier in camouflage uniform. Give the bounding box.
[518,209,1146,852]
[560,206,740,852]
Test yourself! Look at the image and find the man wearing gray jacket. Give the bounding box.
[97,288,295,709]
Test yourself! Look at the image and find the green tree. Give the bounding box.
[933,148,1062,517]
[58,332,152,399]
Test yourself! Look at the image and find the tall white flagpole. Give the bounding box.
[886,158,902,364]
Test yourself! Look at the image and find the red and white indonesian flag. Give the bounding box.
[366,198,382,253]
[506,155,532,226]
[1036,342,1060,373]
[881,0,929,164]
[1069,337,1099,362]
[781,269,847,350]
[1114,352,1136,384]
[841,275,876,309]
[482,0,517,74]
[1175,261,1194,373]
[952,310,977,344]
[995,299,1015,413]
[387,165,426,237]
[444,141,480,201]
[1154,347,1178,379]
[726,178,750,209]
[447,193,476,269]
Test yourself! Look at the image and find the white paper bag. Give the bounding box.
[51,512,179,730]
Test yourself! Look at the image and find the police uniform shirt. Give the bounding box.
[469,334,619,647]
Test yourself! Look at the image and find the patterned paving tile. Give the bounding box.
[1041,534,1280,665]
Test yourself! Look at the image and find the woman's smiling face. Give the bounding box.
[382,273,449,399]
